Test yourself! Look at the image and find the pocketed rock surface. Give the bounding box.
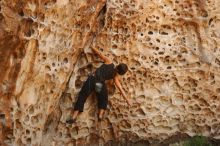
[0,0,220,145]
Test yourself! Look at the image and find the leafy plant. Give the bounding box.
[183,136,212,146]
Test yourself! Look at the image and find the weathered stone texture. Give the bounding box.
[0,0,220,145]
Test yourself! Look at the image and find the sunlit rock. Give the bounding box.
[0,0,219,145]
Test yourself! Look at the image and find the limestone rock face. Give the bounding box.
[0,0,220,145]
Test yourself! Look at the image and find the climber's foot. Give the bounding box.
[66,118,76,124]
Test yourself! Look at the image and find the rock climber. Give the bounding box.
[66,47,132,124]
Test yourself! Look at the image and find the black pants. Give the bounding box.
[74,75,108,112]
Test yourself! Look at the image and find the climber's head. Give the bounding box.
[115,63,128,75]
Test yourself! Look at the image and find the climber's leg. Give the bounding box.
[96,83,108,120]
[74,75,96,112]
[66,75,95,124]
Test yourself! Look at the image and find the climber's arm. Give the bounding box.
[91,48,112,64]
[114,75,132,106]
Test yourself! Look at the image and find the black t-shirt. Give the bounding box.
[95,63,116,81]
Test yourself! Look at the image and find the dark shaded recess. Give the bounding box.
[21,18,35,37]
[43,107,61,134]
[148,31,153,35]
[0,123,13,145]
[209,138,220,146]
[150,133,220,146]
[0,13,3,21]
[201,10,208,17]
[0,32,25,88]
[4,0,25,16]
[97,3,107,30]
[18,9,24,17]
[43,113,54,134]
[209,18,213,25]
[160,31,168,35]
[0,3,29,146]
[0,114,5,119]
[104,139,150,146]
[0,32,26,144]
[215,58,220,65]
[98,3,107,17]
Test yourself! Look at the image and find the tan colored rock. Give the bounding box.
[0,0,220,145]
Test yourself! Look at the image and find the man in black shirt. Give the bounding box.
[66,48,131,124]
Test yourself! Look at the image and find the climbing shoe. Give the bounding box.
[66,118,76,124]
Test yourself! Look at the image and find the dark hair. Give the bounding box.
[116,63,128,75]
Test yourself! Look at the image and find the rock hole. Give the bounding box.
[198,98,208,106]
[45,65,51,71]
[161,32,168,35]
[18,10,24,16]
[15,119,22,130]
[52,63,55,67]
[29,106,34,114]
[33,131,36,138]
[63,58,68,63]
[124,27,128,34]
[0,113,5,119]
[216,88,220,93]
[167,66,171,69]
[42,56,46,60]
[215,58,220,65]
[201,10,208,17]
[27,138,31,145]
[0,13,3,21]
[26,130,30,135]
[210,73,214,80]
[75,78,82,88]
[177,54,182,58]
[141,56,146,60]
[130,67,135,70]
[121,120,131,129]
[98,3,107,29]
[209,18,213,25]
[25,29,34,37]
[24,115,29,122]
[17,138,23,145]
[148,31,153,35]
[189,104,201,112]
[85,24,90,31]
[146,18,149,22]
[158,51,164,55]
[136,108,145,116]
[31,115,39,124]
[58,132,62,137]
[112,44,117,49]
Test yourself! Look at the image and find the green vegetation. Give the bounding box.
[183,136,212,146]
